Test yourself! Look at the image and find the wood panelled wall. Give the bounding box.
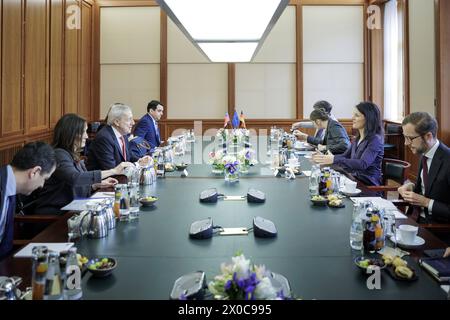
[0,0,94,166]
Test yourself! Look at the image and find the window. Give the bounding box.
[384,0,406,121]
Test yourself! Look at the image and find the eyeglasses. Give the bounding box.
[403,135,422,143]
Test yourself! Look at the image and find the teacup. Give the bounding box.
[288,158,299,167]
[344,180,357,193]
[398,224,418,244]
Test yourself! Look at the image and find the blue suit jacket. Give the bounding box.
[333,134,384,186]
[86,125,138,170]
[134,114,161,149]
[0,166,14,259]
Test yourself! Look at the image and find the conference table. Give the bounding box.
[0,137,448,300]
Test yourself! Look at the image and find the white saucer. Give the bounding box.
[389,234,425,249]
[339,187,362,196]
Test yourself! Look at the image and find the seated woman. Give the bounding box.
[33,114,133,214]
[312,102,384,186]
[294,109,350,154]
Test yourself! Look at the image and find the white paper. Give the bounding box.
[14,242,74,258]
[302,170,312,177]
[61,198,105,211]
[350,197,407,219]
[90,191,114,199]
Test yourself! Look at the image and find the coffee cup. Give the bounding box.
[398,224,418,244]
[288,158,299,167]
[344,180,357,193]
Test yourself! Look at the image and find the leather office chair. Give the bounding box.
[366,158,411,199]
[384,123,403,159]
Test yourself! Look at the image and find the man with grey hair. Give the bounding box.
[398,112,450,223]
[87,103,151,170]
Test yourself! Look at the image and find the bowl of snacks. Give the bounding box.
[327,195,344,208]
[311,195,328,206]
[354,256,386,273]
[382,255,417,281]
[87,257,117,278]
[165,163,175,172]
[175,163,188,171]
[139,196,158,207]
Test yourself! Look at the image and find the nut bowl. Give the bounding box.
[86,257,117,278]
[139,196,158,207]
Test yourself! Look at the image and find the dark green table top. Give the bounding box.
[77,177,447,300]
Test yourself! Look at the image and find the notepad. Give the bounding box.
[61,198,104,211]
[14,242,74,258]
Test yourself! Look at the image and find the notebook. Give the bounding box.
[14,242,74,258]
[419,257,450,283]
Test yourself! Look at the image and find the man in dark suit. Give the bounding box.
[134,100,164,149]
[0,142,56,259]
[87,103,141,170]
[398,112,450,223]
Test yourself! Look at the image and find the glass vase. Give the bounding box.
[211,164,224,174]
[224,170,239,182]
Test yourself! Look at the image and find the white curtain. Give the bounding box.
[384,0,404,121]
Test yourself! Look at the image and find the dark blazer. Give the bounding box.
[307,120,350,155]
[133,113,161,149]
[333,134,384,186]
[414,142,450,223]
[86,125,138,170]
[33,149,102,215]
[0,166,14,258]
[306,129,324,146]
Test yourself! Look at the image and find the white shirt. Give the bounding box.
[0,165,17,244]
[420,140,440,217]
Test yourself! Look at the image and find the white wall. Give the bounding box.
[303,6,364,119]
[100,7,160,117]
[409,0,436,115]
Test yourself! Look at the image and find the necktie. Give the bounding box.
[120,136,127,161]
[421,156,429,194]
[0,195,16,258]
[155,122,160,141]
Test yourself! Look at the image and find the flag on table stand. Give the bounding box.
[232,111,239,129]
[224,113,230,128]
[239,111,246,128]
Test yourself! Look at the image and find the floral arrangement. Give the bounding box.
[216,128,249,144]
[208,149,225,171]
[237,148,257,168]
[208,253,288,300]
[223,155,240,174]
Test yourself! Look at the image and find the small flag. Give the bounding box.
[239,111,246,128]
[232,111,239,129]
[224,113,230,128]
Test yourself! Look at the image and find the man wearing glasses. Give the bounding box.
[398,112,450,223]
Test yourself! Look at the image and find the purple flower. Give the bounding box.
[225,161,239,174]
[224,280,232,290]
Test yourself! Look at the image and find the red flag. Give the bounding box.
[224,113,230,128]
[240,111,246,128]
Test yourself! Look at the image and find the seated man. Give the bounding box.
[87,103,151,170]
[0,142,56,259]
[291,100,338,143]
[134,100,164,150]
[294,109,350,154]
[398,112,450,223]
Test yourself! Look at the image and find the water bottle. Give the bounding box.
[309,164,320,196]
[350,204,363,250]
[63,248,82,300]
[44,251,63,300]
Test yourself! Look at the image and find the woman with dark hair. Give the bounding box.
[33,114,133,214]
[312,102,384,186]
[294,109,350,154]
